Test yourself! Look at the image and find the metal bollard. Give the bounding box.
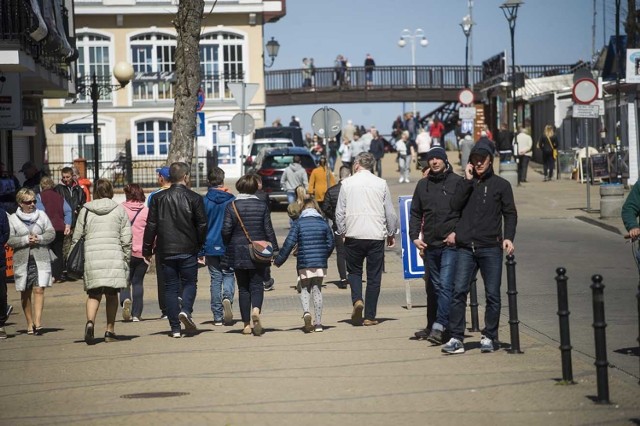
[506,254,522,354]
[555,267,574,384]
[590,274,610,404]
[469,277,480,332]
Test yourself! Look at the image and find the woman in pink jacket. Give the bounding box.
[119,184,149,322]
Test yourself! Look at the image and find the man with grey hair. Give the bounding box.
[335,152,398,326]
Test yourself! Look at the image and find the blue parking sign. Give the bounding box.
[399,196,425,279]
[196,112,205,137]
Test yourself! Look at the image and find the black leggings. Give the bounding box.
[542,153,555,179]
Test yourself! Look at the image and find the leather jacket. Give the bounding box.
[55,183,86,227]
[143,184,207,257]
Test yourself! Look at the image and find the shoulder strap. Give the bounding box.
[231,201,252,242]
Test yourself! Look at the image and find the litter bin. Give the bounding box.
[599,183,624,219]
[500,161,518,187]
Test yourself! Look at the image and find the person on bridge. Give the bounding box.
[335,152,398,327]
[410,147,462,345]
[302,58,312,89]
[442,139,517,354]
[364,54,375,88]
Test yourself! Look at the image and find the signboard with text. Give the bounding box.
[0,73,21,130]
[399,196,425,279]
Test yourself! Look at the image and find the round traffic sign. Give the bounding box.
[231,113,255,136]
[196,87,205,111]
[311,107,342,138]
[572,78,598,105]
[458,89,474,105]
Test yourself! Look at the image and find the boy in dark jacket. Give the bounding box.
[274,199,334,333]
[442,139,517,355]
[203,167,235,326]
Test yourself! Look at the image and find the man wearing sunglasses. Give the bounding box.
[442,139,517,355]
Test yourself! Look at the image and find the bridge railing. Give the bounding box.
[265,64,583,94]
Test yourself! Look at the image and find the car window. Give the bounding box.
[251,141,293,156]
[262,154,315,169]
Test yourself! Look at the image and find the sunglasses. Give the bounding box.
[21,200,36,205]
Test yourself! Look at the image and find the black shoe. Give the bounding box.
[33,325,43,336]
[337,279,348,289]
[84,321,94,345]
[263,278,275,292]
[426,329,444,345]
[414,328,430,340]
[104,331,118,342]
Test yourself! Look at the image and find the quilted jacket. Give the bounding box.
[222,195,278,269]
[274,208,334,269]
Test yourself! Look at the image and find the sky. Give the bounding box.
[264,0,617,136]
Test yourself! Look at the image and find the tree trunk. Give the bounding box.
[167,0,204,166]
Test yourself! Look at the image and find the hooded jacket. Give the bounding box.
[70,199,132,291]
[280,163,309,192]
[409,165,462,247]
[203,187,235,257]
[274,208,335,269]
[121,200,148,259]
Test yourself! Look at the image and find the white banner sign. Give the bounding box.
[626,49,640,83]
[459,107,476,120]
[0,73,22,130]
[573,104,600,119]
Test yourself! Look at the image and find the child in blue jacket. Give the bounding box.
[274,199,334,332]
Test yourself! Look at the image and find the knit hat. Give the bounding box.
[425,146,447,162]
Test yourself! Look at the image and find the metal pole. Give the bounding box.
[555,267,574,384]
[411,36,417,116]
[590,274,610,404]
[509,19,520,185]
[506,254,522,353]
[469,277,480,332]
[615,0,621,183]
[91,74,100,184]
[586,118,592,210]
[468,0,474,90]
[464,34,470,88]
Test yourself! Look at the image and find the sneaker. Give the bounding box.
[263,278,275,291]
[160,314,168,320]
[213,320,223,326]
[122,299,132,322]
[363,319,379,326]
[426,329,444,345]
[6,304,13,317]
[441,338,465,354]
[222,299,233,325]
[480,336,495,353]
[414,327,430,340]
[179,312,197,332]
[84,321,94,345]
[251,308,263,336]
[132,317,140,322]
[170,331,182,338]
[405,178,410,183]
[303,312,313,333]
[314,324,323,333]
[0,327,6,339]
[399,177,404,183]
[351,300,364,326]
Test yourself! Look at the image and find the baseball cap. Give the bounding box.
[20,161,35,173]
[156,166,170,179]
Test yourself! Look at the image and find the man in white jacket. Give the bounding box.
[516,127,533,183]
[335,152,398,326]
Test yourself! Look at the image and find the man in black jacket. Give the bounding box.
[409,147,462,344]
[368,129,385,177]
[143,162,208,338]
[442,139,517,355]
[321,166,352,289]
[55,166,87,279]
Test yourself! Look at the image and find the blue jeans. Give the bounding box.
[235,267,267,323]
[374,159,382,177]
[448,246,503,341]
[425,246,458,330]
[206,256,235,321]
[345,238,385,320]
[161,254,198,333]
[328,155,337,172]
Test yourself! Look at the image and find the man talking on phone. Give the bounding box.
[442,139,517,354]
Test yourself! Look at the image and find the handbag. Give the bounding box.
[231,201,274,264]
[66,208,88,279]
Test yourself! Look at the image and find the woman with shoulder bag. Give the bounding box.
[8,188,55,335]
[222,174,278,336]
[538,124,559,181]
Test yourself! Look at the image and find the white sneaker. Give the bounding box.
[179,312,197,332]
[405,178,410,183]
[480,336,495,353]
[132,317,140,322]
[399,177,404,183]
[170,331,182,338]
[314,324,323,333]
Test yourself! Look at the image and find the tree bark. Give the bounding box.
[167,0,204,165]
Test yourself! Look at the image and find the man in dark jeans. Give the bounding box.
[335,153,398,326]
[55,166,86,280]
[442,139,517,354]
[368,129,385,177]
[143,162,207,338]
[0,206,11,338]
[321,166,352,289]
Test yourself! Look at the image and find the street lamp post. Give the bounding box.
[500,0,523,143]
[264,37,280,68]
[398,28,428,115]
[460,15,474,88]
[78,61,134,184]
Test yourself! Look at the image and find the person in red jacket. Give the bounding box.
[429,118,445,147]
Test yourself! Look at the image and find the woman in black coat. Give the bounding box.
[222,174,278,336]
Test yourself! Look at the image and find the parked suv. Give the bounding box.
[244,138,295,172]
[252,147,316,204]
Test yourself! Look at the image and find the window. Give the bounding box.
[75,33,112,103]
[130,33,177,101]
[200,32,245,99]
[136,120,171,157]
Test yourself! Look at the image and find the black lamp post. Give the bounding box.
[500,0,523,141]
[264,37,280,68]
[77,61,134,184]
[460,15,474,88]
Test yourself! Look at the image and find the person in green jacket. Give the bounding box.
[621,180,640,269]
